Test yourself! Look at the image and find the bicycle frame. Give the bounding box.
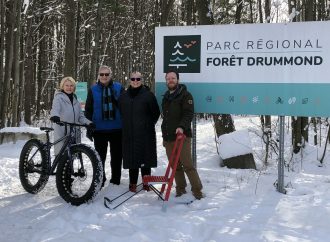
[29,122,87,176]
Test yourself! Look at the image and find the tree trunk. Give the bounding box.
[235,0,243,24]
[75,1,80,79]
[24,18,34,125]
[317,0,325,20]
[311,117,318,145]
[265,0,271,22]
[1,0,18,127]
[90,0,103,85]
[160,0,175,26]
[0,0,6,116]
[182,0,194,25]
[12,0,22,126]
[292,117,302,153]
[261,115,271,164]
[305,0,315,21]
[258,0,263,23]
[63,0,76,77]
[248,0,253,23]
[196,0,214,24]
[213,114,235,137]
[19,32,24,121]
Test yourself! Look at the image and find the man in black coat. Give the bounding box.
[119,71,160,192]
[161,70,203,200]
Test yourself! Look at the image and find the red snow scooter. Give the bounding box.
[104,133,188,211]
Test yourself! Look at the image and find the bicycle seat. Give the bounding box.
[40,127,54,132]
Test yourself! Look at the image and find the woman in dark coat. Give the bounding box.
[119,71,160,192]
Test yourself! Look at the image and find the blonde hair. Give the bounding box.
[60,76,76,91]
[130,71,143,82]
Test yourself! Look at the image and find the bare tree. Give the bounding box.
[63,0,76,77]
[258,0,263,22]
[265,0,271,22]
[12,0,22,126]
[89,0,103,84]
[23,4,36,125]
[0,0,6,115]
[235,0,243,24]
[1,0,18,127]
[161,0,176,26]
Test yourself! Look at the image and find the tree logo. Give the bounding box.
[164,35,201,73]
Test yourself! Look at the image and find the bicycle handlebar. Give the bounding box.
[55,121,89,128]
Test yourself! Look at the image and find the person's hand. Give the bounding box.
[50,116,60,123]
[88,123,96,130]
[50,116,64,126]
[175,127,183,134]
[86,123,95,142]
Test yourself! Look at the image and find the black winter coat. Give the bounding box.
[119,86,160,169]
[161,84,194,142]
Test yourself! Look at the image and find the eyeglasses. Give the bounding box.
[99,73,110,77]
[130,78,141,81]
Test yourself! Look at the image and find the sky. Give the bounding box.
[0,117,329,242]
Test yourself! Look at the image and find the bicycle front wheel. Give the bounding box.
[19,139,49,194]
[56,144,103,206]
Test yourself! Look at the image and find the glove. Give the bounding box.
[50,116,60,123]
[50,116,64,126]
[88,123,96,130]
[86,123,95,142]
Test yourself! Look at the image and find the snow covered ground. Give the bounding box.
[0,117,330,242]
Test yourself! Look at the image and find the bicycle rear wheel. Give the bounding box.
[56,144,103,206]
[19,139,49,194]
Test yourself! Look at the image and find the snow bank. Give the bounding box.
[0,127,44,134]
[217,129,253,159]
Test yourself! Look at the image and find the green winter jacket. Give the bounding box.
[161,84,194,142]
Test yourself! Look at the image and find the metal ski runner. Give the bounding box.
[104,183,144,210]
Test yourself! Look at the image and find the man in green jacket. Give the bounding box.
[161,70,203,200]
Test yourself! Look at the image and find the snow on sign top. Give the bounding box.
[155,21,330,117]
[217,129,253,159]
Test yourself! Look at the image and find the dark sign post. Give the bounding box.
[277,116,286,194]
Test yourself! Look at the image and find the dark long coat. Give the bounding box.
[119,86,160,169]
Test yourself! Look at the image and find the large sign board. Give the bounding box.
[155,21,330,117]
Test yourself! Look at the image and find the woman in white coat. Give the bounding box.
[50,76,92,155]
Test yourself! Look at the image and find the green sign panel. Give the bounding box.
[76,82,88,110]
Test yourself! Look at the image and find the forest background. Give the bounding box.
[1,0,330,160]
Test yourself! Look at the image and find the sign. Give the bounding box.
[155,21,330,117]
[75,82,88,111]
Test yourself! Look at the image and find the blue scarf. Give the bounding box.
[102,85,115,120]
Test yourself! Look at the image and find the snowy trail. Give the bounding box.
[1,118,330,242]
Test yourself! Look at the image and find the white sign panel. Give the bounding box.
[155,21,330,116]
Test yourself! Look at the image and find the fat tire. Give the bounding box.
[56,144,103,206]
[19,139,49,194]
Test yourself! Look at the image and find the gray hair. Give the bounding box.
[98,65,112,74]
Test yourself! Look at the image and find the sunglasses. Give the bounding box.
[130,78,141,81]
[99,73,110,77]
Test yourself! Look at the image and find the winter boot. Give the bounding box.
[175,190,187,197]
[143,184,150,191]
[193,191,204,200]
[129,184,137,193]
